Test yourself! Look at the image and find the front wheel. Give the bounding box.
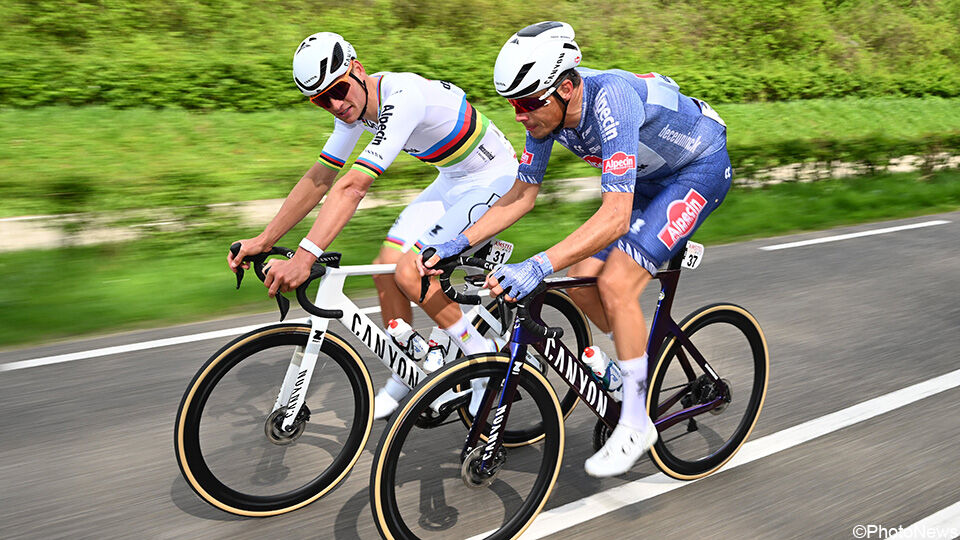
[371,355,564,540]
[647,304,769,480]
[175,324,374,516]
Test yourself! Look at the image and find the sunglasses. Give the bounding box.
[507,95,551,114]
[309,75,352,108]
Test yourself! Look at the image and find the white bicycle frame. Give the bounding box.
[270,263,505,432]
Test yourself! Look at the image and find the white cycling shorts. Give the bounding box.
[383,158,518,254]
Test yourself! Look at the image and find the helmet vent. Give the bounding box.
[502,61,534,93]
[331,42,344,71]
[517,21,562,37]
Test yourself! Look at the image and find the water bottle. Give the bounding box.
[423,327,450,373]
[386,319,429,360]
[581,346,623,401]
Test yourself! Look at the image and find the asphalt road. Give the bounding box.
[2,211,959,540]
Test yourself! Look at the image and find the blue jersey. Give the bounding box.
[517,67,727,194]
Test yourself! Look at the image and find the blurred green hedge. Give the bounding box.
[730,132,960,180]
[2,0,959,110]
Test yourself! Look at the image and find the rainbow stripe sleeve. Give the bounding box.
[317,151,346,171]
[351,158,386,179]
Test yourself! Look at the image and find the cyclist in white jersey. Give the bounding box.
[227,32,518,418]
[418,22,733,477]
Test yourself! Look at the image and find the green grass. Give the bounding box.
[3,97,960,217]
[3,169,960,348]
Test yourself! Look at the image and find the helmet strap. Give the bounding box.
[350,71,370,122]
[551,92,569,135]
[550,73,572,134]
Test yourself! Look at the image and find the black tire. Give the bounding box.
[371,355,564,540]
[647,304,769,480]
[465,289,591,447]
[175,324,374,516]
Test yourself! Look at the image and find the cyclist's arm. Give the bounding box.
[297,167,376,254]
[542,190,632,271]
[461,178,540,246]
[259,162,338,245]
[254,116,364,247]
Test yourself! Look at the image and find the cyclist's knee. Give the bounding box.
[393,251,421,295]
[598,254,649,307]
[567,257,603,279]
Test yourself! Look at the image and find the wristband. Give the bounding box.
[298,237,324,258]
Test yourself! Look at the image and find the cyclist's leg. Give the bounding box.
[565,256,610,333]
[587,147,733,477]
[374,179,447,418]
[375,178,446,327]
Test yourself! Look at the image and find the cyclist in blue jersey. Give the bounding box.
[228,32,518,419]
[417,21,733,477]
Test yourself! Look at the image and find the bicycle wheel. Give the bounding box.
[175,323,374,516]
[465,289,591,447]
[371,355,564,540]
[647,304,769,480]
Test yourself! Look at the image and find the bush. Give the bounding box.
[1,0,959,109]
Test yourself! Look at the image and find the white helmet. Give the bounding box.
[494,21,581,99]
[293,32,357,97]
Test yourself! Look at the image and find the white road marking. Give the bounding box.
[759,220,950,251]
[889,501,960,539]
[1,287,495,373]
[468,367,960,540]
[0,306,368,373]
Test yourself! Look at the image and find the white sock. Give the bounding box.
[618,354,650,431]
[444,315,493,356]
[384,374,408,401]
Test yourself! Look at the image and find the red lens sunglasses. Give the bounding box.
[309,76,351,108]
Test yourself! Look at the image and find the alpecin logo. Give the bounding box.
[520,149,534,165]
[602,152,636,176]
[595,89,620,142]
[582,155,602,168]
[657,189,707,249]
[371,104,395,146]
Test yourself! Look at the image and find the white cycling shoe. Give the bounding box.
[374,376,409,420]
[584,421,658,478]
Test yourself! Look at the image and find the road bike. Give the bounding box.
[174,241,591,517]
[370,242,769,539]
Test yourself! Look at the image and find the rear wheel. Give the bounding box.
[647,304,768,480]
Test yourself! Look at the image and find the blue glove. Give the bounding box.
[423,233,470,264]
[491,252,554,300]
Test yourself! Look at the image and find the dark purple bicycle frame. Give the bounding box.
[461,254,729,470]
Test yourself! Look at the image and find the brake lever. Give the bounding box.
[418,247,437,303]
[229,242,295,320]
[230,242,246,289]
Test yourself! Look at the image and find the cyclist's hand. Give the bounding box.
[417,233,470,276]
[262,253,312,297]
[228,236,270,273]
[483,252,553,302]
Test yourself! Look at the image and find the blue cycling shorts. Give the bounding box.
[592,146,732,274]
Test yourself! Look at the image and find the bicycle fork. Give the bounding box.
[271,316,332,433]
[460,328,528,481]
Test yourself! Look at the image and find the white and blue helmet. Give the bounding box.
[494,21,581,99]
